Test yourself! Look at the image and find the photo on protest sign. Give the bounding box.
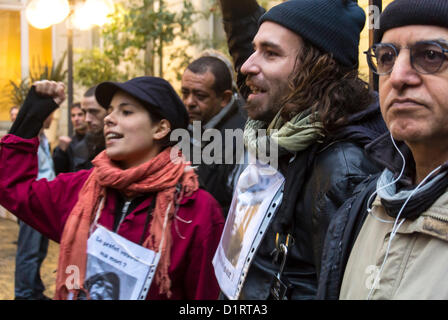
[213,162,284,299]
[86,225,160,300]
[80,255,138,300]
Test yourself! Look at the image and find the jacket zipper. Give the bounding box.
[422,212,448,223]
[116,200,131,233]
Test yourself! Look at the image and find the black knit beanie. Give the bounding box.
[374,0,448,43]
[258,0,366,69]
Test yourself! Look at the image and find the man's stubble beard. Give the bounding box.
[86,130,105,160]
[245,92,286,123]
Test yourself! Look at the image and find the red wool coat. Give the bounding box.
[0,134,224,300]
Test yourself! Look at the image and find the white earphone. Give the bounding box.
[366,133,442,299]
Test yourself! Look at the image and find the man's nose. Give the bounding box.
[85,113,93,123]
[388,50,422,91]
[184,95,197,109]
[103,112,115,127]
[241,52,260,76]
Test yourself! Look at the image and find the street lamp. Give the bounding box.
[25,0,70,29]
[25,0,113,135]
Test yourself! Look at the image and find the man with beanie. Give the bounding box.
[338,0,448,299]
[214,0,387,299]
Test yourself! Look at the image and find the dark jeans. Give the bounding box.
[15,220,49,299]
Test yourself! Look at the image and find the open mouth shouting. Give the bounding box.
[247,84,267,101]
[105,131,124,145]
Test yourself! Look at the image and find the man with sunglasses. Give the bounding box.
[336,0,448,299]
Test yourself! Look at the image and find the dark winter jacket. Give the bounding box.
[193,96,247,216]
[239,103,386,299]
[316,132,416,299]
[220,0,388,299]
[316,174,379,299]
[53,131,105,174]
[53,132,87,174]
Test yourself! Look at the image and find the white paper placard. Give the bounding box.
[83,225,160,300]
[212,161,284,300]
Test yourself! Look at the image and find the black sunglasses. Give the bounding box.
[364,40,448,75]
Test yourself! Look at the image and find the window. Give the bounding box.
[0,10,21,120]
[0,5,52,121]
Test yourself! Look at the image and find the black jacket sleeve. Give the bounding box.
[52,146,70,175]
[219,0,265,99]
[316,174,379,299]
[9,86,59,139]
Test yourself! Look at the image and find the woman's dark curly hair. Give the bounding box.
[280,39,372,134]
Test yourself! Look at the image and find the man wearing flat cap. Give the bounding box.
[336,0,448,300]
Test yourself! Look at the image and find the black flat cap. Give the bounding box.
[95,76,189,130]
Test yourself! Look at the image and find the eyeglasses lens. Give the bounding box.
[412,42,446,74]
[374,45,396,74]
[368,42,448,75]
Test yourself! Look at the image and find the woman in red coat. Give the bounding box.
[0,77,224,300]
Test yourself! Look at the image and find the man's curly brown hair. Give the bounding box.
[280,40,372,134]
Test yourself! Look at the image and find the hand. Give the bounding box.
[33,80,66,105]
[220,0,259,19]
[9,81,62,139]
[58,136,72,152]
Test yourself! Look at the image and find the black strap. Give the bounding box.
[139,196,156,245]
[137,183,182,245]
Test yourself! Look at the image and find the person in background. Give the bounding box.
[9,106,19,123]
[79,85,107,170]
[52,102,88,174]
[14,111,55,300]
[181,55,247,215]
[0,77,224,300]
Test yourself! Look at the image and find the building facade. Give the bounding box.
[0,0,389,142]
